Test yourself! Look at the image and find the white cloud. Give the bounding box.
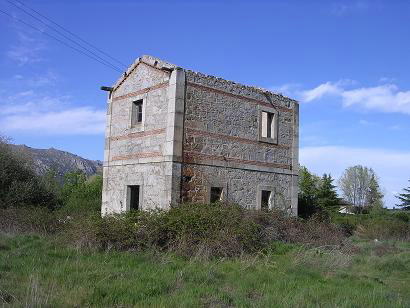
[0,107,105,135]
[7,31,46,66]
[359,119,373,126]
[302,82,342,102]
[0,87,104,135]
[300,146,410,208]
[331,1,370,15]
[300,81,410,115]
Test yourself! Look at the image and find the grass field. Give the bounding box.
[1,234,409,307]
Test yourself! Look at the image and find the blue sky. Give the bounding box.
[0,0,409,207]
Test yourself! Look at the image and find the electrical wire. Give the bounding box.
[6,0,126,72]
[9,0,128,68]
[0,9,123,73]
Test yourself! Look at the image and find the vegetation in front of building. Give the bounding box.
[0,137,409,306]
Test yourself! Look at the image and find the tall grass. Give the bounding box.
[0,234,409,307]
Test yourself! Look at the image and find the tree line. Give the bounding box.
[1,135,409,214]
[299,164,410,218]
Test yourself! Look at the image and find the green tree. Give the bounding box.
[367,174,384,209]
[396,180,410,210]
[339,165,381,213]
[317,174,340,211]
[60,171,102,214]
[298,166,320,218]
[0,136,57,208]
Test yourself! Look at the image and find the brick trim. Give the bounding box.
[186,128,290,149]
[110,128,166,142]
[187,82,293,113]
[112,82,168,102]
[184,151,291,170]
[111,151,162,161]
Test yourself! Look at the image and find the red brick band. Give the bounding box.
[110,128,166,142]
[187,82,293,113]
[184,151,291,170]
[111,151,162,161]
[186,128,290,149]
[112,82,168,102]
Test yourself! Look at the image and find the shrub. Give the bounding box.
[59,172,102,214]
[0,202,351,258]
[0,140,58,209]
[0,207,58,235]
[59,203,347,258]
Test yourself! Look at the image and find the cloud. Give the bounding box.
[302,82,342,102]
[0,87,105,135]
[300,81,410,115]
[0,107,105,135]
[331,1,370,15]
[7,30,46,66]
[300,146,410,208]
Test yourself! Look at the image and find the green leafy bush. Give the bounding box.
[59,204,346,258]
[0,141,58,209]
[59,172,102,214]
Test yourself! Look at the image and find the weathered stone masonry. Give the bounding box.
[102,55,299,215]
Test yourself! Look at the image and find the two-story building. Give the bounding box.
[102,55,299,215]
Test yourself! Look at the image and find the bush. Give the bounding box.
[332,211,410,241]
[60,203,347,258]
[0,203,367,259]
[59,172,102,214]
[0,207,58,235]
[0,142,58,209]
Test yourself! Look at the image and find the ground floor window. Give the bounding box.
[261,190,272,210]
[258,186,275,210]
[210,187,223,203]
[127,185,140,210]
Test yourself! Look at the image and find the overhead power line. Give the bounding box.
[0,9,123,73]
[6,0,125,72]
[9,0,128,68]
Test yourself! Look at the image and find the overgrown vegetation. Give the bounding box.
[0,234,409,306]
[0,138,409,306]
[397,179,410,210]
[0,137,58,209]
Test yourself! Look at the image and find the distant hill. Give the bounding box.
[9,144,102,179]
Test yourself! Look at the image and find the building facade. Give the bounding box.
[102,55,299,215]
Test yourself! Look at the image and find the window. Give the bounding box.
[131,100,143,126]
[259,107,278,144]
[210,187,223,203]
[261,190,272,211]
[127,185,140,210]
[261,111,275,138]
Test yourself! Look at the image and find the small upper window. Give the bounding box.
[259,108,278,144]
[261,111,275,138]
[131,100,143,126]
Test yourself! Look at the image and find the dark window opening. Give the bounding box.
[128,185,140,210]
[210,187,223,203]
[261,190,271,210]
[131,100,143,126]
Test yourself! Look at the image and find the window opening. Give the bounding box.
[131,100,143,126]
[128,185,140,210]
[210,187,223,203]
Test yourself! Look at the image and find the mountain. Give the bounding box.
[9,144,102,179]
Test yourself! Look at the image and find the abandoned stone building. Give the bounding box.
[101,55,299,216]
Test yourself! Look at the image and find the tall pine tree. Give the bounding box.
[367,174,384,209]
[396,180,410,210]
[317,174,340,211]
[298,166,320,218]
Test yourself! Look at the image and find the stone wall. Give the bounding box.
[102,56,181,214]
[181,70,299,213]
[102,55,299,215]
